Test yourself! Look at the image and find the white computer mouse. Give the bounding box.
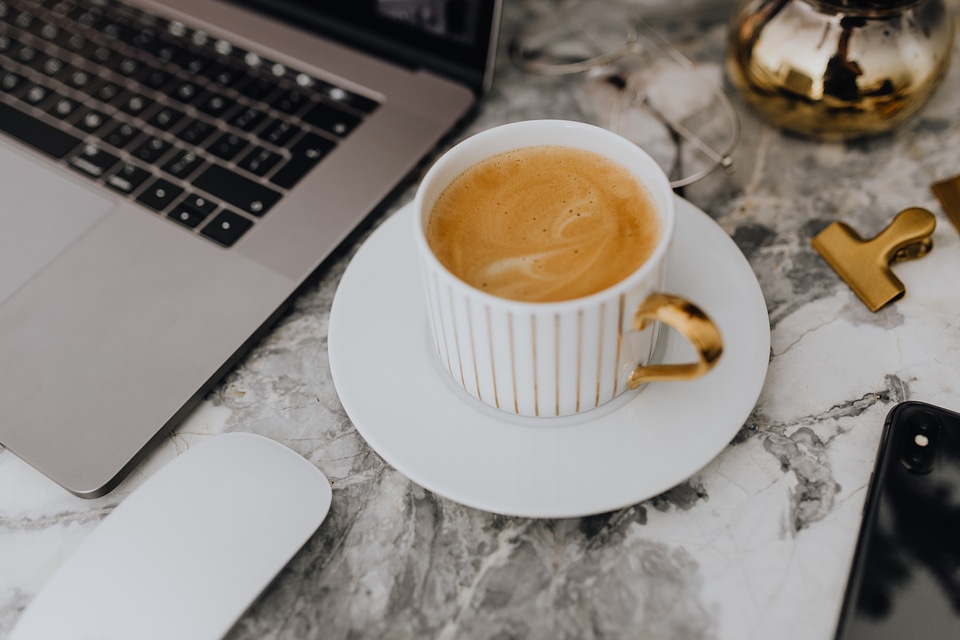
[11,432,332,640]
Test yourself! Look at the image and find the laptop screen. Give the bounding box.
[232,0,501,94]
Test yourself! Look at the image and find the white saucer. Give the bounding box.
[328,198,770,518]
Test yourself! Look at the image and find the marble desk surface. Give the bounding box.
[4,0,960,638]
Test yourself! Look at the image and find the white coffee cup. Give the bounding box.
[413,120,721,418]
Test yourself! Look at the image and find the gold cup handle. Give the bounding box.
[626,293,723,389]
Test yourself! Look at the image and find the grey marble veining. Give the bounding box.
[4,0,960,638]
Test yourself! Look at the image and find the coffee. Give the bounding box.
[426,145,660,302]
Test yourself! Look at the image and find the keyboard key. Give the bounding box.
[180,193,217,215]
[67,143,119,178]
[0,71,25,93]
[168,203,209,229]
[258,118,299,147]
[238,76,277,102]
[39,56,66,77]
[100,21,127,42]
[132,136,172,163]
[153,38,185,64]
[317,81,380,114]
[176,118,215,145]
[270,133,335,189]
[110,55,141,77]
[105,162,151,195]
[162,149,204,179]
[207,132,247,161]
[117,91,152,117]
[0,101,81,159]
[90,44,115,65]
[91,81,122,103]
[148,106,184,131]
[137,177,183,211]
[136,65,171,90]
[96,18,122,39]
[238,146,282,177]
[174,50,213,75]
[270,89,310,115]
[205,63,245,88]
[193,164,281,216]
[74,108,112,133]
[100,18,129,39]
[21,83,52,106]
[104,21,130,41]
[129,28,159,53]
[195,91,232,118]
[201,210,252,247]
[47,95,79,119]
[50,3,71,18]
[302,102,361,138]
[64,67,96,90]
[167,79,201,104]
[104,122,139,149]
[11,42,39,66]
[55,31,93,56]
[12,10,35,31]
[228,106,266,132]
[36,21,60,42]
[73,8,103,29]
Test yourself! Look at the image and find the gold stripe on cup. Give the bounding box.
[531,315,539,417]
[595,302,606,409]
[433,274,453,378]
[613,293,625,400]
[485,306,500,409]
[576,309,583,414]
[508,312,518,414]
[555,314,561,417]
[424,267,442,358]
[466,298,481,402]
[447,284,465,389]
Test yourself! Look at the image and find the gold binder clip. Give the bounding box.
[811,207,936,312]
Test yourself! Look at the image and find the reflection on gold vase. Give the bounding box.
[726,0,955,140]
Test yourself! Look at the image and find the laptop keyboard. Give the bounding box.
[0,0,380,247]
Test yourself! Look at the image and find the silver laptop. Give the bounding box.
[0,0,501,497]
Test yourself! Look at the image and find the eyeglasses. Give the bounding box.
[511,3,740,189]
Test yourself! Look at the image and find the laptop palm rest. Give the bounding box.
[0,145,111,306]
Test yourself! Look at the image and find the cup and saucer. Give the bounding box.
[329,195,770,519]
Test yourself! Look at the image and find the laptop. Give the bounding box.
[0,0,501,498]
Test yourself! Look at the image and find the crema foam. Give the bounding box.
[426,145,660,302]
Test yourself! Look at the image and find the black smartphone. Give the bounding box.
[834,401,960,640]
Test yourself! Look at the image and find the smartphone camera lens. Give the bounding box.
[899,410,941,474]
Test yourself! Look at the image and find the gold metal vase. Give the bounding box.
[726,0,955,140]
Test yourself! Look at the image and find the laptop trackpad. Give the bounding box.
[0,145,113,306]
